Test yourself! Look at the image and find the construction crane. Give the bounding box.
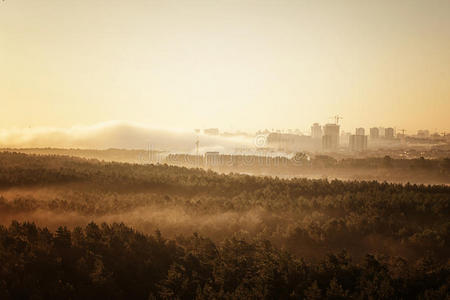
[195,138,200,166]
[330,115,343,125]
[195,138,199,156]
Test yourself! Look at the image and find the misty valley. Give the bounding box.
[0,151,448,299]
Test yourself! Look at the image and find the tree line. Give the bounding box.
[0,152,449,298]
[0,221,448,299]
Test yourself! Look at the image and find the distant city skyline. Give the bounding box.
[1,0,449,133]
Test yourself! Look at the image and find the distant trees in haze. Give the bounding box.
[166,153,450,183]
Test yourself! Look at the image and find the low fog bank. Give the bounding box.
[0,188,284,241]
[0,121,251,153]
[1,184,446,262]
[0,152,448,263]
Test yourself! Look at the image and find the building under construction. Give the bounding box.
[322,123,340,151]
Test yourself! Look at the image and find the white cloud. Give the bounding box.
[0,121,252,153]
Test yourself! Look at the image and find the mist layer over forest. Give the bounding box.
[0,152,449,298]
[3,147,449,185]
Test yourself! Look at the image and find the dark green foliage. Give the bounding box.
[0,222,448,300]
[0,152,449,299]
[1,152,449,261]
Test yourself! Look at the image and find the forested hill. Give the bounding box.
[0,151,448,195]
[0,151,449,299]
[2,148,449,184]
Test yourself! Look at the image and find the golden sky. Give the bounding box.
[1,0,449,133]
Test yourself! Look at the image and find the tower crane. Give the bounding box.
[329,115,343,125]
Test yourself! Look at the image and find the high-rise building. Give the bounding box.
[355,128,365,136]
[385,127,394,139]
[322,124,340,151]
[349,135,368,152]
[370,127,379,139]
[417,130,430,138]
[340,131,351,145]
[311,123,322,139]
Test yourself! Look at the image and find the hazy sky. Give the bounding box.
[1,0,449,133]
